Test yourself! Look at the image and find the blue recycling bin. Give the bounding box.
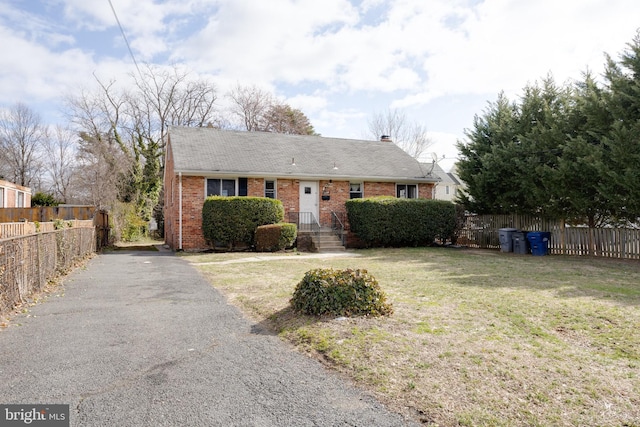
[527,231,551,256]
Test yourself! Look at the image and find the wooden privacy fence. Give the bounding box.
[458,214,640,260]
[0,227,96,315]
[0,206,96,223]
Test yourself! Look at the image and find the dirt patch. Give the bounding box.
[112,244,159,252]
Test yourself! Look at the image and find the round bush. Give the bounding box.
[255,223,297,252]
[291,268,393,317]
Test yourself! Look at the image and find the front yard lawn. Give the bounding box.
[186,248,640,426]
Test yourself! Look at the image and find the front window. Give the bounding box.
[0,188,4,207]
[17,191,24,207]
[207,179,236,197]
[265,180,276,199]
[396,184,417,199]
[349,183,362,199]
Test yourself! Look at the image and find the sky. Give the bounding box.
[1,0,639,171]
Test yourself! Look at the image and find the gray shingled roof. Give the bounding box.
[168,126,438,182]
[422,162,454,184]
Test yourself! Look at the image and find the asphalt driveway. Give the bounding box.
[0,249,416,426]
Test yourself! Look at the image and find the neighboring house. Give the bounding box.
[426,162,462,202]
[0,179,31,208]
[164,127,440,251]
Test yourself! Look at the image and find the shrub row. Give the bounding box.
[202,197,285,249]
[255,223,297,252]
[291,268,393,317]
[346,197,457,247]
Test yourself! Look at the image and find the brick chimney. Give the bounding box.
[380,135,392,142]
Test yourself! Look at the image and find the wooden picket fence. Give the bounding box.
[0,220,95,239]
[458,214,640,260]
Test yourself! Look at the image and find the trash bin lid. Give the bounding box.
[499,228,518,232]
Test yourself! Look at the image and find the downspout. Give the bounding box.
[179,172,183,250]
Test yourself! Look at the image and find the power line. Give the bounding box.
[108,0,142,78]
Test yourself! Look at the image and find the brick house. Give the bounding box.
[0,179,31,208]
[163,126,439,251]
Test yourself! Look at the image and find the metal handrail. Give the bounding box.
[288,211,320,239]
[330,211,346,246]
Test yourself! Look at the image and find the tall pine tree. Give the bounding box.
[601,32,640,224]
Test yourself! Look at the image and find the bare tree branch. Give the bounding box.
[0,103,48,187]
[366,109,432,159]
[227,84,273,131]
[44,125,78,203]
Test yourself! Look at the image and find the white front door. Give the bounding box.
[299,181,319,224]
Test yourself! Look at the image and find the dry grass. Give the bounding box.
[186,248,640,426]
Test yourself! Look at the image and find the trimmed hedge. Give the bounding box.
[346,197,457,247]
[291,268,393,317]
[202,196,284,249]
[255,223,297,252]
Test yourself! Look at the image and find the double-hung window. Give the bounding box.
[396,184,417,199]
[265,180,276,199]
[0,188,4,208]
[17,191,24,207]
[349,183,363,199]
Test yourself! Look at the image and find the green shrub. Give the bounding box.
[202,197,285,249]
[278,222,297,249]
[291,268,393,317]
[346,197,457,247]
[110,201,148,242]
[31,192,59,207]
[255,223,298,252]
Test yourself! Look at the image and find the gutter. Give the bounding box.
[178,172,183,250]
[174,170,439,184]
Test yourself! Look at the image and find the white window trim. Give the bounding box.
[396,183,418,199]
[205,178,239,197]
[349,182,363,199]
[265,179,277,199]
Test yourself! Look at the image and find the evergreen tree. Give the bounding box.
[554,72,612,226]
[457,31,640,225]
[457,92,519,214]
[600,32,640,223]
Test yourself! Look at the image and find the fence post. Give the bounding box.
[560,218,565,255]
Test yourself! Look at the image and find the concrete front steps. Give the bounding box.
[315,228,346,252]
[298,227,345,252]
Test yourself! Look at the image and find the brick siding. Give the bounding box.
[164,147,435,251]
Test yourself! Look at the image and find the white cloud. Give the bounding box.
[2,0,640,163]
[176,0,360,83]
[284,94,329,114]
[0,27,94,103]
[393,0,640,107]
[313,108,368,138]
[423,131,462,170]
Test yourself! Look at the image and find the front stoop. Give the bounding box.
[299,228,345,252]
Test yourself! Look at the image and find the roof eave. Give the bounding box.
[173,169,438,183]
